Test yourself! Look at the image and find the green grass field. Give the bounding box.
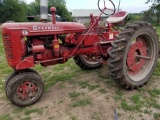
[0,26,160,120]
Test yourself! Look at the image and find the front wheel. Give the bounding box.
[6,72,44,107]
[108,21,159,89]
[5,69,40,98]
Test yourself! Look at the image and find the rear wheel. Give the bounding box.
[6,72,44,107]
[108,21,159,89]
[74,55,102,70]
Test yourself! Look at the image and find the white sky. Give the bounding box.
[25,0,152,13]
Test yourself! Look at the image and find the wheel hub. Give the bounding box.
[127,40,148,75]
[16,81,38,100]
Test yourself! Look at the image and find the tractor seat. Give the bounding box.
[106,11,128,24]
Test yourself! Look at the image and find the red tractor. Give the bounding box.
[1,0,159,107]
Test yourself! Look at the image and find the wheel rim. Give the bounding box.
[16,81,38,101]
[81,55,100,65]
[126,34,156,82]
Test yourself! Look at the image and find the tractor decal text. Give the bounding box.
[33,25,59,31]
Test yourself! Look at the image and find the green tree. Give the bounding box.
[48,0,66,6]
[34,0,67,6]
[146,0,160,3]
[142,4,160,25]
[27,0,72,21]
[0,0,27,23]
[47,0,72,21]
[128,13,142,23]
[27,1,40,16]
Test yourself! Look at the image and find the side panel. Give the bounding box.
[2,24,24,69]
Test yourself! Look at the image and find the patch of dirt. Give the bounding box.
[0,65,160,120]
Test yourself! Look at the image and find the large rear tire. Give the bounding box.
[74,55,102,70]
[108,21,159,89]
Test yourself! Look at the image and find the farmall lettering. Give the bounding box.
[33,25,59,31]
[1,0,159,107]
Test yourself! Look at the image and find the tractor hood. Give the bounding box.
[1,22,86,36]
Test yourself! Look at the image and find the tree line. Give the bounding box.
[142,0,160,25]
[0,0,72,23]
[0,0,160,25]
[128,0,160,25]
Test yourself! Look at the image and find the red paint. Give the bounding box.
[111,11,127,17]
[39,49,59,66]
[32,45,45,54]
[50,7,56,24]
[52,35,60,57]
[127,40,147,75]
[16,56,34,70]
[17,81,37,100]
[1,6,120,70]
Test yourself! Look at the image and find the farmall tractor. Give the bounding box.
[1,0,159,107]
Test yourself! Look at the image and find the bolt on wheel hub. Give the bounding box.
[127,38,150,76]
[16,81,38,101]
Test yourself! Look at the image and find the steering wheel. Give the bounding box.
[98,0,116,15]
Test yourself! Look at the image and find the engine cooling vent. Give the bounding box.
[2,35,14,59]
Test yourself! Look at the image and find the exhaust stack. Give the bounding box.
[40,0,48,21]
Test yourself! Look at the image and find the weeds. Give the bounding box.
[148,89,160,97]
[78,81,89,88]
[0,114,12,120]
[78,81,100,91]
[12,108,25,114]
[69,91,84,98]
[154,113,160,120]
[114,90,124,101]
[98,88,107,94]
[121,98,142,111]
[44,72,75,90]
[143,109,151,115]
[153,62,160,76]
[71,98,92,107]
[21,116,31,120]
[70,116,77,120]
[24,108,42,115]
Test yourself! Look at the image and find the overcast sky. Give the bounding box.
[25,0,152,13]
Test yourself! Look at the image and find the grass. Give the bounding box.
[143,109,151,115]
[24,108,42,115]
[78,81,100,91]
[153,62,160,76]
[69,91,84,98]
[148,89,160,97]
[98,88,107,94]
[155,26,160,38]
[0,114,12,120]
[147,98,160,109]
[154,113,160,120]
[131,94,142,105]
[114,90,124,101]
[12,108,25,114]
[44,72,76,90]
[21,116,31,120]
[48,116,55,120]
[78,81,89,88]
[92,112,101,120]
[71,98,92,107]
[121,100,140,111]
[70,116,77,120]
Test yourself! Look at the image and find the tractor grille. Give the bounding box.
[2,35,14,59]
